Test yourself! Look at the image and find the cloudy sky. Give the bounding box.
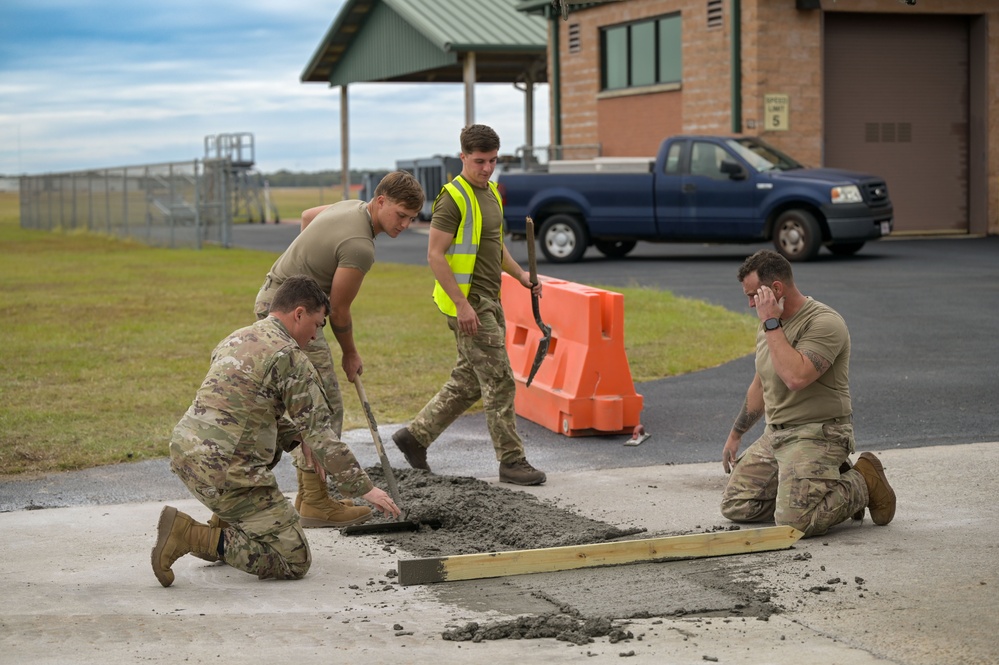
[0,0,550,175]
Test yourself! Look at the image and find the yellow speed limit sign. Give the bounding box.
[764,94,790,131]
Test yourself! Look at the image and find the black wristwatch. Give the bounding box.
[763,317,782,332]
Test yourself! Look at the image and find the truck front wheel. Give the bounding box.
[539,215,589,263]
[773,210,822,262]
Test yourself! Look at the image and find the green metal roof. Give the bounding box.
[515,0,622,18]
[302,0,549,86]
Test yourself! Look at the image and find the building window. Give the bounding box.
[601,14,681,92]
[568,23,581,54]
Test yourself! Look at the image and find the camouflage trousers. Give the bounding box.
[408,294,525,463]
[255,275,344,473]
[720,422,869,537]
[185,479,311,580]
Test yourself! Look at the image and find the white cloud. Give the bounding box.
[0,1,550,175]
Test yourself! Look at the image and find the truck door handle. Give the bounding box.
[682,183,696,193]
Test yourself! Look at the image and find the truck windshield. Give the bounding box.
[726,138,803,172]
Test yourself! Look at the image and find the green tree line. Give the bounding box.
[261,169,385,187]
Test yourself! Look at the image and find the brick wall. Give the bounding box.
[596,91,683,156]
[740,0,823,164]
[554,0,703,154]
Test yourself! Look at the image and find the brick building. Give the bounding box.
[527,0,998,236]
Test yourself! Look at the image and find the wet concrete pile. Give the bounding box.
[361,467,646,556]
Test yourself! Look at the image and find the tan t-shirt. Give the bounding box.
[268,200,375,291]
[756,297,852,426]
[430,182,504,300]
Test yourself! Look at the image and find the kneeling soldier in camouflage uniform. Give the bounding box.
[152,276,401,586]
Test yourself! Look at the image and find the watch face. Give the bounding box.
[764,318,781,331]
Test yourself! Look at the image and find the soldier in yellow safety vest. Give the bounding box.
[392,124,547,486]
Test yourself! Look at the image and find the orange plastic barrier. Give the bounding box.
[501,273,643,437]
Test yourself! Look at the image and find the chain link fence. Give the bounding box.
[18,159,236,249]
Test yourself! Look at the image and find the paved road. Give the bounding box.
[3,227,996,511]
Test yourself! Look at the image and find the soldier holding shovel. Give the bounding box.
[392,125,547,485]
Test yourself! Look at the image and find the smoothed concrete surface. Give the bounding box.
[2,442,997,664]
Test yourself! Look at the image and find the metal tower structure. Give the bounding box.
[203,132,276,224]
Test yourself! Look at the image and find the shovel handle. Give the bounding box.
[353,376,403,508]
[526,216,538,286]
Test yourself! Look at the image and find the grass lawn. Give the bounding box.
[266,186,345,221]
[0,189,756,476]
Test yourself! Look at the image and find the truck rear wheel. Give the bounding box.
[595,240,637,258]
[773,210,821,262]
[539,215,589,263]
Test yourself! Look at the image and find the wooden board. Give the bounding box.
[397,525,803,586]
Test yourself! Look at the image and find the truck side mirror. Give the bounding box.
[720,160,747,180]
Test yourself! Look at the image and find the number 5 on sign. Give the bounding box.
[764,94,790,131]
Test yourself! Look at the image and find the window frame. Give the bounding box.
[600,13,682,93]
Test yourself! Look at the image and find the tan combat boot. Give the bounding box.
[853,452,897,525]
[151,506,222,587]
[296,468,372,528]
[190,514,229,563]
[840,458,866,521]
[294,468,354,512]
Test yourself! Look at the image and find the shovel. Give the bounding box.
[341,376,439,535]
[525,216,552,387]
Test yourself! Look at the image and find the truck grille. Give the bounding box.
[863,181,890,205]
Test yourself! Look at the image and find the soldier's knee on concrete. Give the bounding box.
[720,496,774,523]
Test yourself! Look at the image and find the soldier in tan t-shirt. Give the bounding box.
[720,250,896,537]
[253,171,423,528]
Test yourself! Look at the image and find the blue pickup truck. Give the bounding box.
[497,135,893,263]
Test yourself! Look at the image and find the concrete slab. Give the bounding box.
[1,443,997,664]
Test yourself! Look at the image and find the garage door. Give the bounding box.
[824,13,968,233]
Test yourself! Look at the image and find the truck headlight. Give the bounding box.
[830,185,862,204]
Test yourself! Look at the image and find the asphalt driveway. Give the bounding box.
[370,228,999,458]
[156,227,999,473]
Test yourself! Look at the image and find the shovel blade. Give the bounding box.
[525,332,551,387]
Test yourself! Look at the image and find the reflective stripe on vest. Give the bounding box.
[432,176,503,316]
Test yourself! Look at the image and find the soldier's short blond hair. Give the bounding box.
[374,170,424,213]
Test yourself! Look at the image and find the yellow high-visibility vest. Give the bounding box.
[432,175,504,316]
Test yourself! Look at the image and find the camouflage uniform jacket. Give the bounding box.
[170,316,374,498]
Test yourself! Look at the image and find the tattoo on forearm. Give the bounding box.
[801,349,830,374]
[732,400,763,435]
[331,322,351,334]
